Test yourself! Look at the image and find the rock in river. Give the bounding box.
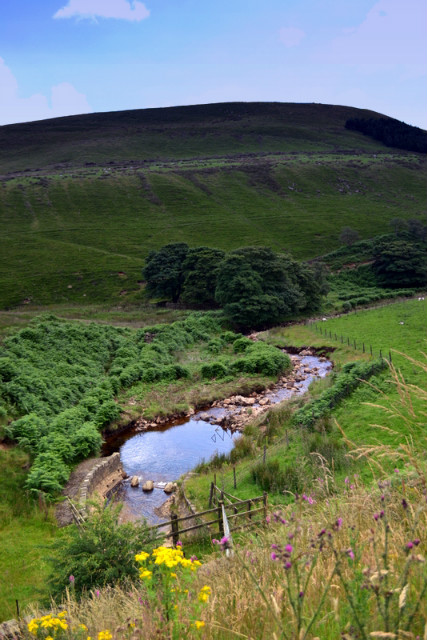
[142,480,154,492]
[130,476,139,488]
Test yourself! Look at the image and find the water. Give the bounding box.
[107,353,331,523]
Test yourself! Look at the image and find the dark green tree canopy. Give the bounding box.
[142,242,189,302]
[181,246,225,306]
[215,246,320,330]
[373,239,427,288]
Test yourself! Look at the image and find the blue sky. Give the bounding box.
[1,0,426,127]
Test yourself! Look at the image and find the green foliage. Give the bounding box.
[181,246,225,306]
[293,358,387,429]
[232,337,252,353]
[215,246,320,330]
[372,238,427,288]
[232,342,291,376]
[47,503,155,600]
[251,459,305,493]
[142,243,189,302]
[2,312,223,495]
[201,361,229,380]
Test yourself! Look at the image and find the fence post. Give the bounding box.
[218,500,224,536]
[363,342,365,353]
[248,500,252,521]
[347,337,350,346]
[380,349,382,359]
[209,482,214,507]
[389,350,392,363]
[263,492,268,521]
[263,445,267,464]
[171,514,179,546]
[334,333,337,341]
[233,466,237,490]
[214,473,217,488]
[370,345,373,356]
[353,339,356,350]
[341,335,343,343]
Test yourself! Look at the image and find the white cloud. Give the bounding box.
[53,0,150,22]
[0,58,91,125]
[279,27,305,48]
[320,0,427,66]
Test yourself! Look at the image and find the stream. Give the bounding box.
[103,352,332,524]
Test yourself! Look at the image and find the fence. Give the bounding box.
[147,492,268,545]
[314,323,393,362]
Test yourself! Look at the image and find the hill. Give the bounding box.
[0,102,425,308]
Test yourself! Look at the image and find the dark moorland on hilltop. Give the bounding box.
[0,101,425,308]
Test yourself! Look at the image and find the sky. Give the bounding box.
[0,0,426,128]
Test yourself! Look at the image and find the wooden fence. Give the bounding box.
[147,492,267,545]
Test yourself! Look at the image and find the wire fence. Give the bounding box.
[313,323,393,363]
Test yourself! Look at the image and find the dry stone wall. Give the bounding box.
[79,452,122,515]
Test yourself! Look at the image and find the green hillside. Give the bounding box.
[0,102,425,308]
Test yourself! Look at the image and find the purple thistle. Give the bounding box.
[284,561,292,570]
[413,539,421,546]
[347,549,355,560]
[336,517,343,529]
[406,541,414,550]
[402,498,408,509]
[271,552,278,561]
[284,544,293,554]
[69,575,75,584]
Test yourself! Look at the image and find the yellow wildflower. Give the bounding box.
[58,611,68,618]
[139,569,152,580]
[27,619,39,635]
[135,551,150,563]
[46,636,54,640]
[170,572,177,579]
[198,585,211,602]
[80,623,89,631]
[195,620,205,629]
[98,631,113,640]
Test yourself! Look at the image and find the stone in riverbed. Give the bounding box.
[130,476,139,487]
[164,482,175,494]
[142,480,154,492]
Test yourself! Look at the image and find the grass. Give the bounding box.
[0,447,59,622]
[0,103,425,308]
[184,298,427,509]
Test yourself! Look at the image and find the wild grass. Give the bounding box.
[21,364,427,638]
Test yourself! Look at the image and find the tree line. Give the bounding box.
[142,244,328,330]
[345,116,427,154]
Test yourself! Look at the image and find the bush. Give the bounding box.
[70,422,103,459]
[233,337,252,353]
[47,503,155,600]
[25,452,71,496]
[201,362,229,379]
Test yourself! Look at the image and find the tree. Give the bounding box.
[142,243,189,302]
[215,247,302,330]
[181,246,225,306]
[339,226,360,247]
[372,239,427,288]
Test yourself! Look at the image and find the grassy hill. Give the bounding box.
[0,102,425,308]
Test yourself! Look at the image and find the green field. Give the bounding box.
[0,102,425,308]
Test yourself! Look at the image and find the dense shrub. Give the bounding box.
[1,312,224,495]
[233,343,291,376]
[47,503,155,600]
[233,337,252,353]
[293,358,387,429]
[201,362,229,379]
